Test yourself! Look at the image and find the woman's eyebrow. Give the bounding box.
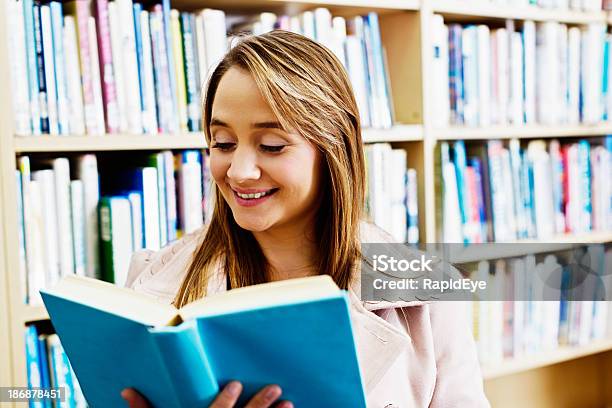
[252,121,283,130]
[210,118,230,127]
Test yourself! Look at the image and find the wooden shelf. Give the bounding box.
[433,123,612,141]
[362,124,423,143]
[20,305,48,324]
[482,338,612,380]
[430,0,607,24]
[447,231,612,264]
[171,0,419,14]
[13,133,208,153]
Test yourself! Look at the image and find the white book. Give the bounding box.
[567,27,581,124]
[441,143,462,243]
[527,141,555,238]
[345,35,371,128]
[509,32,524,124]
[300,11,316,40]
[52,158,75,278]
[557,24,569,124]
[591,146,610,230]
[500,148,517,240]
[7,0,32,135]
[179,153,204,234]
[536,22,560,125]
[581,23,605,124]
[140,11,159,134]
[582,0,603,10]
[19,157,46,304]
[117,0,142,134]
[406,168,419,244]
[140,167,161,250]
[69,180,86,276]
[33,169,61,288]
[388,149,407,243]
[77,154,100,279]
[107,3,127,133]
[523,21,536,124]
[194,15,208,88]
[128,192,143,251]
[476,25,491,127]
[492,28,509,125]
[63,16,86,135]
[100,197,134,286]
[170,9,188,133]
[51,2,70,135]
[88,17,106,135]
[462,26,479,126]
[289,16,302,34]
[258,12,277,34]
[431,15,450,127]
[40,6,59,135]
[201,9,227,73]
[332,16,347,68]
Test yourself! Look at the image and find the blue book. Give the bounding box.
[41,275,366,408]
[32,2,49,133]
[448,24,465,125]
[133,3,146,120]
[25,326,44,408]
[180,12,199,132]
[23,0,41,135]
[37,336,52,408]
[452,141,469,243]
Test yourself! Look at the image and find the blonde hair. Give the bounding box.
[174,30,366,307]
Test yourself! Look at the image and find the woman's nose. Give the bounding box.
[226,147,261,183]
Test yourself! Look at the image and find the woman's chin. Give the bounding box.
[233,216,273,233]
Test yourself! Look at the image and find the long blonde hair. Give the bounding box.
[174,30,366,307]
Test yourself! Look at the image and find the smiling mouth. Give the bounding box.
[232,188,279,200]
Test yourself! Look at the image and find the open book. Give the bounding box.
[41,275,366,407]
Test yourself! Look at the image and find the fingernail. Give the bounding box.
[280,402,294,408]
[264,385,281,401]
[226,381,241,396]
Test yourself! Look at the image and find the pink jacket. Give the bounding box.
[125,223,490,407]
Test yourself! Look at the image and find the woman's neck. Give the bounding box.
[252,223,319,282]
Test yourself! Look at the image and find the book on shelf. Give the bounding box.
[459,245,612,366]
[433,15,612,127]
[41,274,366,408]
[26,325,87,408]
[6,0,394,136]
[364,143,419,244]
[437,137,612,243]
[15,150,211,303]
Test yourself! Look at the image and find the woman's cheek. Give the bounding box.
[209,153,230,185]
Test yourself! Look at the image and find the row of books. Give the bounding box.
[437,137,612,243]
[6,0,226,136]
[16,150,211,304]
[6,0,394,137]
[455,0,604,10]
[462,248,611,365]
[237,10,393,129]
[25,325,86,408]
[365,143,419,244]
[432,17,611,127]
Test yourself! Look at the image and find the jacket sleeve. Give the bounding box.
[428,301,491,408]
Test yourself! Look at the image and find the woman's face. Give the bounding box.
[209,67,322,234]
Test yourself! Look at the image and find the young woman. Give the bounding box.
[121,30,490,408]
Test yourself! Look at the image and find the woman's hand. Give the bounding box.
[120,381,293,408]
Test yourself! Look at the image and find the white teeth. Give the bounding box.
[236,190,271,199]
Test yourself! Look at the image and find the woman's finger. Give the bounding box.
[244,385,282,408]
[121,388,151,408]
[209,381,243,407]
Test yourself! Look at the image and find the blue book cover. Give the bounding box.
[180,12,199,132]
[25,326,44,408]
[37,336,52,408]
[365,13,392,127]
[41,275,366,408]
[452,141,469,243]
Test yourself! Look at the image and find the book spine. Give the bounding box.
[25,326,45,408]
[33,2,49,133]
[139,10,159,134]
[132,3,146,133]
[70,180,86,276]
[171,9,188,132]
[107,2,127,132]
[8,0,33,135]
[179,151,203,235]
[23,0,42,134]
[77,154,100,279]
[15,170,28,303]
[117,0,142,134]
[88,17,107,135]
[163,151,178,242]
[162,0,178,132]
[63,16,86,135]
[93,0,119,133]
[50,2,70,135]
[53,158,75,278]
[149,320,218,407]
[181,12,199,132]
[150,7,174,133]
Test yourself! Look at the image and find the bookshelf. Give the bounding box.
[1,0,611,407]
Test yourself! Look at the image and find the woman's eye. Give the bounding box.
[260,144,285,153]
[211,142,235,151]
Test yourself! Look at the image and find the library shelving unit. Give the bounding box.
[1,0,612,407]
